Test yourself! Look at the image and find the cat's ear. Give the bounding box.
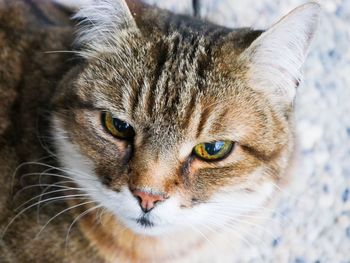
[239,3,320,106]
[73,0,139,53]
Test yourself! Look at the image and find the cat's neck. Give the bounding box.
[76,206,245,263]
[79,210,203,262]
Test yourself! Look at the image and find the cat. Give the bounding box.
[0,0,320,262]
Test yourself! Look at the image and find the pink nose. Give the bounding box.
[132,190,165,213]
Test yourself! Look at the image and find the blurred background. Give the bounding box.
[143,0,350,262]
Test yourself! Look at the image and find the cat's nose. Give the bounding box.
[132,189,166,213]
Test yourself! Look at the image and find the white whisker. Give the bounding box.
[1,194,91,239]
[36,200,95,238]
[65,204,102,247]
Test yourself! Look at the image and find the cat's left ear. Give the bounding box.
[239,3,321,106]
[73,0,139,52]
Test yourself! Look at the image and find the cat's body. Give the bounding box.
[0,1,101,262]
[0,0,319,262]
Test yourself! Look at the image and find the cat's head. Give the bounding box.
[51,0,319,236]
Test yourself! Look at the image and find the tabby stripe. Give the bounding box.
[129,79,141,119]
[181,91,198,130]
[147,41,169,116]
[188,36,200,64]
[196,108,211,138]
[164,37,181,103]
[142,80,153,118]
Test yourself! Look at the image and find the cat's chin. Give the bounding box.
[118,216,174,237]
[118,216,174,236]
[112,212,177,236]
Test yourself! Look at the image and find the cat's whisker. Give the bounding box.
[184,221,218,253]
[39,169,57,190]
[262,168,308,205]
[191,215,266,263]
[13,161,99,182]
[33,111,64,161]
[36,136,60,161]
[36,185,77,223]
[44,50,85,55]
[35,177,84,221]
[65,204,102,248]
[14,193,91,212]
[11,160,49,194]
[202,195,294,228]
[206,209,278,222]
[198,198,290,224]
[13,181,75,200]
[206,203,293,225]
[206,200,288,215]
[226,216,278,240]
[20,171,98,184]
[270,180,307,206]
[204,201,277,212]
[38,197,92,211]
[36,196,93,225]
[35,200,95,238]
[214,208,275,247]
[19,172,45,189]
[97,207,108,224]
[195,219,265,263]
[13,172,96,199]
[15,185,93,213]
[1,194,92,239]
[188,205,284,242]
[201,203,273,214]
[17,188,79,211]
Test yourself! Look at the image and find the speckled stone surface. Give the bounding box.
[145,0,350,262]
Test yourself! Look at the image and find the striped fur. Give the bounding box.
[0,0,320,262]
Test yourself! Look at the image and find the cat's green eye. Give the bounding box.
[102,112,135,140]
[193,140,234,161]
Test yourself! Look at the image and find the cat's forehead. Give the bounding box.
[82,32,245,115]
[71,28,269,148]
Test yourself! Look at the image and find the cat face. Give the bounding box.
[52,1,319,236]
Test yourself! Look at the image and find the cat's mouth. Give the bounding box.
[122,214,173,236]
[136,215,154,228]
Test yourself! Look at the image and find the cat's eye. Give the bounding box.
[102,112,135,140]
[193,140,234,161]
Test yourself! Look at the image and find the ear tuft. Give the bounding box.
[240,2,321,106]
[73,0,138,54]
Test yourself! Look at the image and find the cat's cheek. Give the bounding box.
[185,181,276,229]
[175,167,277,224]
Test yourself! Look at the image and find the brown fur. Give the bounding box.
[0,0,313,262]
[0,0,102,262]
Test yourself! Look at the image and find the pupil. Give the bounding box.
[113,119,129,132]
[204,141,224,155]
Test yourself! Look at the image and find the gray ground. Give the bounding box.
[145,0,350,262]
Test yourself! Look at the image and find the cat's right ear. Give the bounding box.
[73,0,139,53]
[239,3,320,108]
